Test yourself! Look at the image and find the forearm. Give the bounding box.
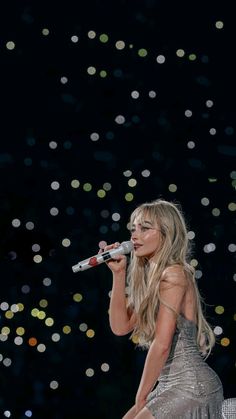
[109,271,130,335]
[137,339,171,397]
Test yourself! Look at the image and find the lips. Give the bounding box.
[134,244,143,250]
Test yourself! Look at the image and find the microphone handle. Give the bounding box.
[72,247,124,273]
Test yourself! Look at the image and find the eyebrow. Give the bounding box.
[132,220,153,226]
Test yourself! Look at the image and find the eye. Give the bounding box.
[140,226,150,231]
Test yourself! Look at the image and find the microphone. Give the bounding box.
[72,241,133,273]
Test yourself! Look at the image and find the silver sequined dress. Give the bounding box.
[146,314,224,418]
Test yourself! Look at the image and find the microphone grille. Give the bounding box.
[121,241,134,254]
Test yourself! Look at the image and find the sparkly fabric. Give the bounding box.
[222,398,236,418]
[146,314,224,418]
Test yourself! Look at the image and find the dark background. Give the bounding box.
[0,1,235,418]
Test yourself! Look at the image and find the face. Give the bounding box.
[130,215,162,260]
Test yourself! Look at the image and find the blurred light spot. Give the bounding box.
[112,213,120,221]
[212,208,220,216]
[62,238,71,247]
[176,49,185,57]
[203,243,216,253]
[215,306,224,314]
[49,141,57,149]
[141,169,150,177]
[111,223,120,232]
[190,259,198,267]
[100,70,107,78]
[31,308,39,317]
[10,304,19,313]
[148,91,156,98]
[214,326,223,335]
[100,225,108,234]
[37,344,46,352]
[83,183,92,192]
[28,337,37,346]
[131,91,139,99]
[1,302,9,311]
[1,327,10,335]
[156,54,165,63]
[63,325,71,334]
[187,231,195,240]
[52,333,60,342]
[39,299,48,308]
[228,202,236,211]
[3,411,11,417]
[32,244,40,252]
[115,115,125,124]
[37,311,46,320]
[5,311,14,319]
[209,128,216,135]
[16,327,25,336]
[25,411,33,418]
[6,41,15,50]
[43,277,51,286]
[228,243,236,252]
[103,182,112,191]
[189,54,197,61]
[195,270,202,279]
[99,33,108,43]
[86,329,95,338]
[215,21,224,29]
[90,132,99,141]
[115,40,125,50]
[88,30,96,39]
[101,363,110,372]
[201,197,209,206]
[125,193,134,201]
[185,109,192,117]
[33,255,42,263]
[22,285,30,294]
[71,35,79,43]
[71,179,80,188]
[50,380,59,389]
[79,323,88,332]
[0,334,8,342]
[221,337,230,346]
[97,189,106,198]
[131,334,139,344]
[50,207,59,216]
[101,210,109,218]
[3,358,12,367]
[168,184,177,192]
[123,170,132,177]
[12,218,21,227]
[128,178,137,187]
[60,77,68,84]
[14,336,23,345]
[187,141,195,149]
[138,48,148,57]
[206,100,214,108]
[99,240,107,249]
[73,293,83,302]
[51,181,60,190]
[86,368,94,377]
[17,303,24,311]
[87,66,96,75]
[42,28,49,36]
[26,222,34,230]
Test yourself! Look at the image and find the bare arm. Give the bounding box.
[105,243,137,335]
[135,266,188,413]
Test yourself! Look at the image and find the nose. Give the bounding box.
[131,228,139,241]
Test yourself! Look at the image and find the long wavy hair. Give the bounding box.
[127,199,215,357]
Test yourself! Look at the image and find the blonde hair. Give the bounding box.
[127,199,215,357]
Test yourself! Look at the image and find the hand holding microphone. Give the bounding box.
[72,240,133,273]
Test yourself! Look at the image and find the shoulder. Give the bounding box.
[161,264,188,288]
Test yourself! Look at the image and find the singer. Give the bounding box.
[104,199,224,418]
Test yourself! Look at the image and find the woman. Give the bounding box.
[105,199,223,418]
